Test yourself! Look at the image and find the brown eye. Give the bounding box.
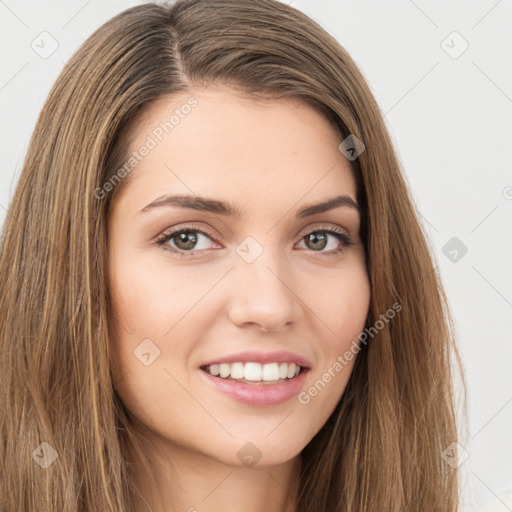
[304,232,328,251]
[173,231,199,251]
[155,228,216,254]
[296,228,353,255]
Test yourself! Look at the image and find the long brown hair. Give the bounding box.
[0,1,467,510]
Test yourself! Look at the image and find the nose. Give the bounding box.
[227,244,301,333]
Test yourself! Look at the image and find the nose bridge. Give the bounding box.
[227,234,299,330]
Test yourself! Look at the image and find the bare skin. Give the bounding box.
[107,85,371,512]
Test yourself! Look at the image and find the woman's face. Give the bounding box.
[107,85,370,468]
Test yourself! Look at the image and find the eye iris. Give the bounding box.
[306,232,327,251]
[174,231,198,250]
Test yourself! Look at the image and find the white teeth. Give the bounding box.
[262,362,279,381]
[287,363,297,378]
[244,362,262,381]
[219,363,230,378]
[204,361,303,381]
[230,362,245,379]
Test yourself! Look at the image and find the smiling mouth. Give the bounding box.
[198,361,310,407]
[200,361,305,385]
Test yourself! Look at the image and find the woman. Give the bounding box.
[0,1,467,510]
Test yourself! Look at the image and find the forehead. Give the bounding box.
[116,85,357,215]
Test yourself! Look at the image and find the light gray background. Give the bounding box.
[1,1,511,509]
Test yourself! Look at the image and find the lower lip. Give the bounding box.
[199,368,309,407]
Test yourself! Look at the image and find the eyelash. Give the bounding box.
[154,223,354,258]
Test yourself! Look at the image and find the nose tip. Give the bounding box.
[227,249,300,333]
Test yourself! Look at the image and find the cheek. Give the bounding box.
[107,251,166,387]
[107,272,192,433]
[307,261,370,342]
[109,251,186,339]
[296,264,369,426]
[111,277,166,335]
[107,252,211,413]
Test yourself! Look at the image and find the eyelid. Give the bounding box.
[295,222,350,239]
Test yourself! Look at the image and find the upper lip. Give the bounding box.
[200,350,311,369]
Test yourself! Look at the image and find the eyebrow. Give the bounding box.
[139,193,361,217]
